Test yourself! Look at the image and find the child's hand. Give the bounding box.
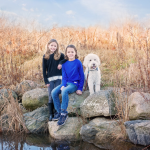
[57,64,62,70]
[76,90,82,95]
[61,86,64,90]
[46,84,50,87]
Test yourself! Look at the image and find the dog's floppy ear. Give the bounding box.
[83,56,88,67]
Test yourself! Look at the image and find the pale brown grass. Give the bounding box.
[0,90,29,133]
[1,16,149,90]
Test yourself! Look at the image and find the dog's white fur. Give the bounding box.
[83,53,101,95]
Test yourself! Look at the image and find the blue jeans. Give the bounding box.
[51,82,77,114]
[48,79,61,103]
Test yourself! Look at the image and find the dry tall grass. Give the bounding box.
[0,16,150,91]
[0,15,150,136]
[0,90,29,133]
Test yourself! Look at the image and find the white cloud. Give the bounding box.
[66,10,74,15]
[45,15,53,21]
[22,4,26,6]
[81,0,129,20]
[133,15,138,18]
[22,7,28,11]
[54,2,62,8]
[30,8,34,12]
[0,10,17,16]
[37,14,41,17]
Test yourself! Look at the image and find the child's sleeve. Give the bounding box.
[59,53,67,64]
[42,56,49,85]
[78,61,85,91]
[59,59,67,65]
[61,64,67,87]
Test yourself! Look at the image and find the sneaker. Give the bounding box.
[57,113,68,126]
[52,112,60,121]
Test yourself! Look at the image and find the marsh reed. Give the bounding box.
[1,16,150,90]
[0,15,150,134]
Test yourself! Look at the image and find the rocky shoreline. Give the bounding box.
[1,80,150,149]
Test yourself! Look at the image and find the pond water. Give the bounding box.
[0,133,149,150]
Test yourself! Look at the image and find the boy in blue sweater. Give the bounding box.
[51,45,84,126]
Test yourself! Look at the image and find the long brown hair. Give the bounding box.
[44,39,61,60]
[65,45,79,60]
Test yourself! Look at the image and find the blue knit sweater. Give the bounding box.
[61,59,84,91]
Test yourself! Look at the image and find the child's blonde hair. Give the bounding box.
[65,45,79,60]
[44,39,61,60]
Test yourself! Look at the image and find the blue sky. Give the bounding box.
[0,0,150,28]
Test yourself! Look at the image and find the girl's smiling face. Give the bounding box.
[48,42,57,53]
[67,47,76,61]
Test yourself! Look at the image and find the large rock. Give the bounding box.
[23,106,49,133]
[15,80,38,97]
[68,91,90,115]
[128,92,150,120]
[22,88,48,110]
[48,117,83,141]
[80,90,116,118]
[80,117,122,149]
[0,89,18,108]
[124,120,150,146]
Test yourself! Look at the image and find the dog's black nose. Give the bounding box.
[93,63,95,66]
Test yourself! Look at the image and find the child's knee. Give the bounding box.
[61,88,68,95]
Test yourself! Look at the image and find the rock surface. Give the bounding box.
[67,91,90,115]
[15,80,38,97]
[124,120,150,146]
[23,106,49,133]
[0,89,18,108]
[48,117,83,141]
[128,92,150,120]
[80,90,116,118]
[80,117,122,149]
[22,88,48,110]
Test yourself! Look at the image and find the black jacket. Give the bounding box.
[42,53,67,84]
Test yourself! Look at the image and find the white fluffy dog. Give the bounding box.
[83,53,101,95]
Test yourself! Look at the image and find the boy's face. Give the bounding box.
[48,42,57,53]
[67,47,76,60]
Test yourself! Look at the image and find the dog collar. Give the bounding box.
[88,67,98,72]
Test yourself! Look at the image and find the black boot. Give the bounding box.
[52,102,56,115]
[48,103,53,121]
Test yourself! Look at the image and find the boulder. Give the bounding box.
[128,92,150,120]
[48,117,83,141]
[80,117,123,149]
[0,89,18,108]
[15,80,38,97]
[80,90,116,118]
[22,88,48,110]
[68,91,90,115]
[23,106,49,133]
[80,118,127,149]
[124,120,150,146]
